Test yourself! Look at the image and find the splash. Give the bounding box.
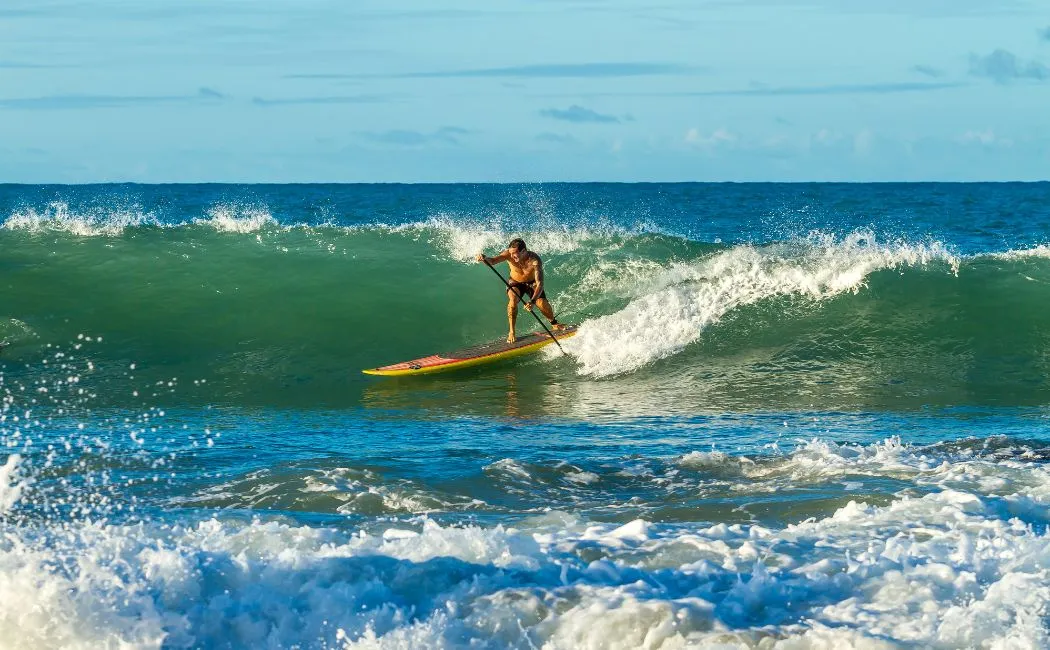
[566,232,959,376]
[0,454,24,515]
[196,203,278,233]
[2,202,157,236]
[400,214,645,263]
[992,245,1050,260]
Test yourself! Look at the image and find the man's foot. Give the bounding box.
[551,322,568,331]
[507,333,517,343]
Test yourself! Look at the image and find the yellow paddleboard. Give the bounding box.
[362,326,576,377]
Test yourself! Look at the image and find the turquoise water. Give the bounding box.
[2,183,1050,648]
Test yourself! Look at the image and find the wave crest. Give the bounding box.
[195,203,278,233]
[565,232,959,377]
[2,201,157,236]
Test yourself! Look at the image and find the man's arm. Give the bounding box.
[525,258,543,309]
[476,249,510,265]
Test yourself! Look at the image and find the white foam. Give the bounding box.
[2,202,157,236]
[176,467,484,515]
[0,454,23,514]
[2,200,281,237]
[196,203,278,233]
[484,458,534,481]
[565,232,959,377]
[679,450,737,469]
[990,245,1050,260]
[397,214,635,263]
[2,455,1050,650]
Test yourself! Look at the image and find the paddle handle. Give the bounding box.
[481,258,566,356]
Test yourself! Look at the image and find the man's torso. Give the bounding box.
[507,252,539,283]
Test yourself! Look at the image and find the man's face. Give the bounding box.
[508,247,522,263]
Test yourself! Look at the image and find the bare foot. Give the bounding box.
[551,322,568,331]
[507,333,517,343]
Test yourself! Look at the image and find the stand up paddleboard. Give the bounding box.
[362,326,576,377]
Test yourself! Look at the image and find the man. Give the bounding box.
[476,238,567,343]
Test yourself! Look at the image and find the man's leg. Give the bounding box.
[533,297,566,330]
[506,288,521,342]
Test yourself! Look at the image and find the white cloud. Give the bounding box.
[812,129,843,146]
[853,129,873,155]
[957,129,1013,147]
[684,127,736,148]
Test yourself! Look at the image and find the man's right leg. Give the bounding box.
[506,288,521,343]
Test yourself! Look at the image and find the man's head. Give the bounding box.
[507,238,527,262]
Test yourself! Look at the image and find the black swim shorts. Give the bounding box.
[508,280,546,301]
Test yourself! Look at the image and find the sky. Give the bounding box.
[1,0,1048,182]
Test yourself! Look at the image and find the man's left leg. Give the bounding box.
[533,296,566,330]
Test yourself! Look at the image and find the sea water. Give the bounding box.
[1,182,1050,648]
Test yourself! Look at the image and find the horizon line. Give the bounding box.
[1,179,1048,186]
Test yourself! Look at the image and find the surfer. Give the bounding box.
[476,238,566,343]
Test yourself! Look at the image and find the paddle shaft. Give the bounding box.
[482,259,566,355]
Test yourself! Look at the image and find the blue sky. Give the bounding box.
[1,0,1048,182]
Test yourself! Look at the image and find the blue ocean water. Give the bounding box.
[1,182,1050,648]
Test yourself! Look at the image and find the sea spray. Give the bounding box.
[566,233,959,376]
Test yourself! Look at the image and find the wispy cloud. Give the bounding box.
[288,62,698,80]
[535,132,579,145]
[693,81,962,96]
[198,87,224,100]
[251,94,388,106]
[969,49,1050,82]
[371,9,492,20]
[0,88,224,110]
[1039,26,1050,42]
[571,81,963,98]
[912,65,944,78]
[433,63,695,79]
[0,61,55,69]
[723,0,1028,18]
[358,126,472,146]
[540,105,619,123]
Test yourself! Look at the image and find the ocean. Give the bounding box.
[1,182,1049,648]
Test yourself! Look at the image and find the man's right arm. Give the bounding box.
[477,249,509,265]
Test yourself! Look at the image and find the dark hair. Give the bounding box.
[508,238,527,252]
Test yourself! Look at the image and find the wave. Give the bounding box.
[2,221,1050,409]
[172,465,486,515]
[3,201,159,236]
[2,201,283,236]
[564,232,959,376]
[3,436,1050,647]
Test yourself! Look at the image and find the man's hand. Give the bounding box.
[524,301,534,312]
[476,253,486,264]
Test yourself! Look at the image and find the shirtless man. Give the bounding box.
[476,238,567,342]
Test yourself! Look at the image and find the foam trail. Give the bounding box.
[566,233,958,376]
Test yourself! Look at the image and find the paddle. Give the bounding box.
[481,258,567,355]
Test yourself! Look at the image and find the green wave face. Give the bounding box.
[2,222,1049,413]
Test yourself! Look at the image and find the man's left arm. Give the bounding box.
[526,259,543,310]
